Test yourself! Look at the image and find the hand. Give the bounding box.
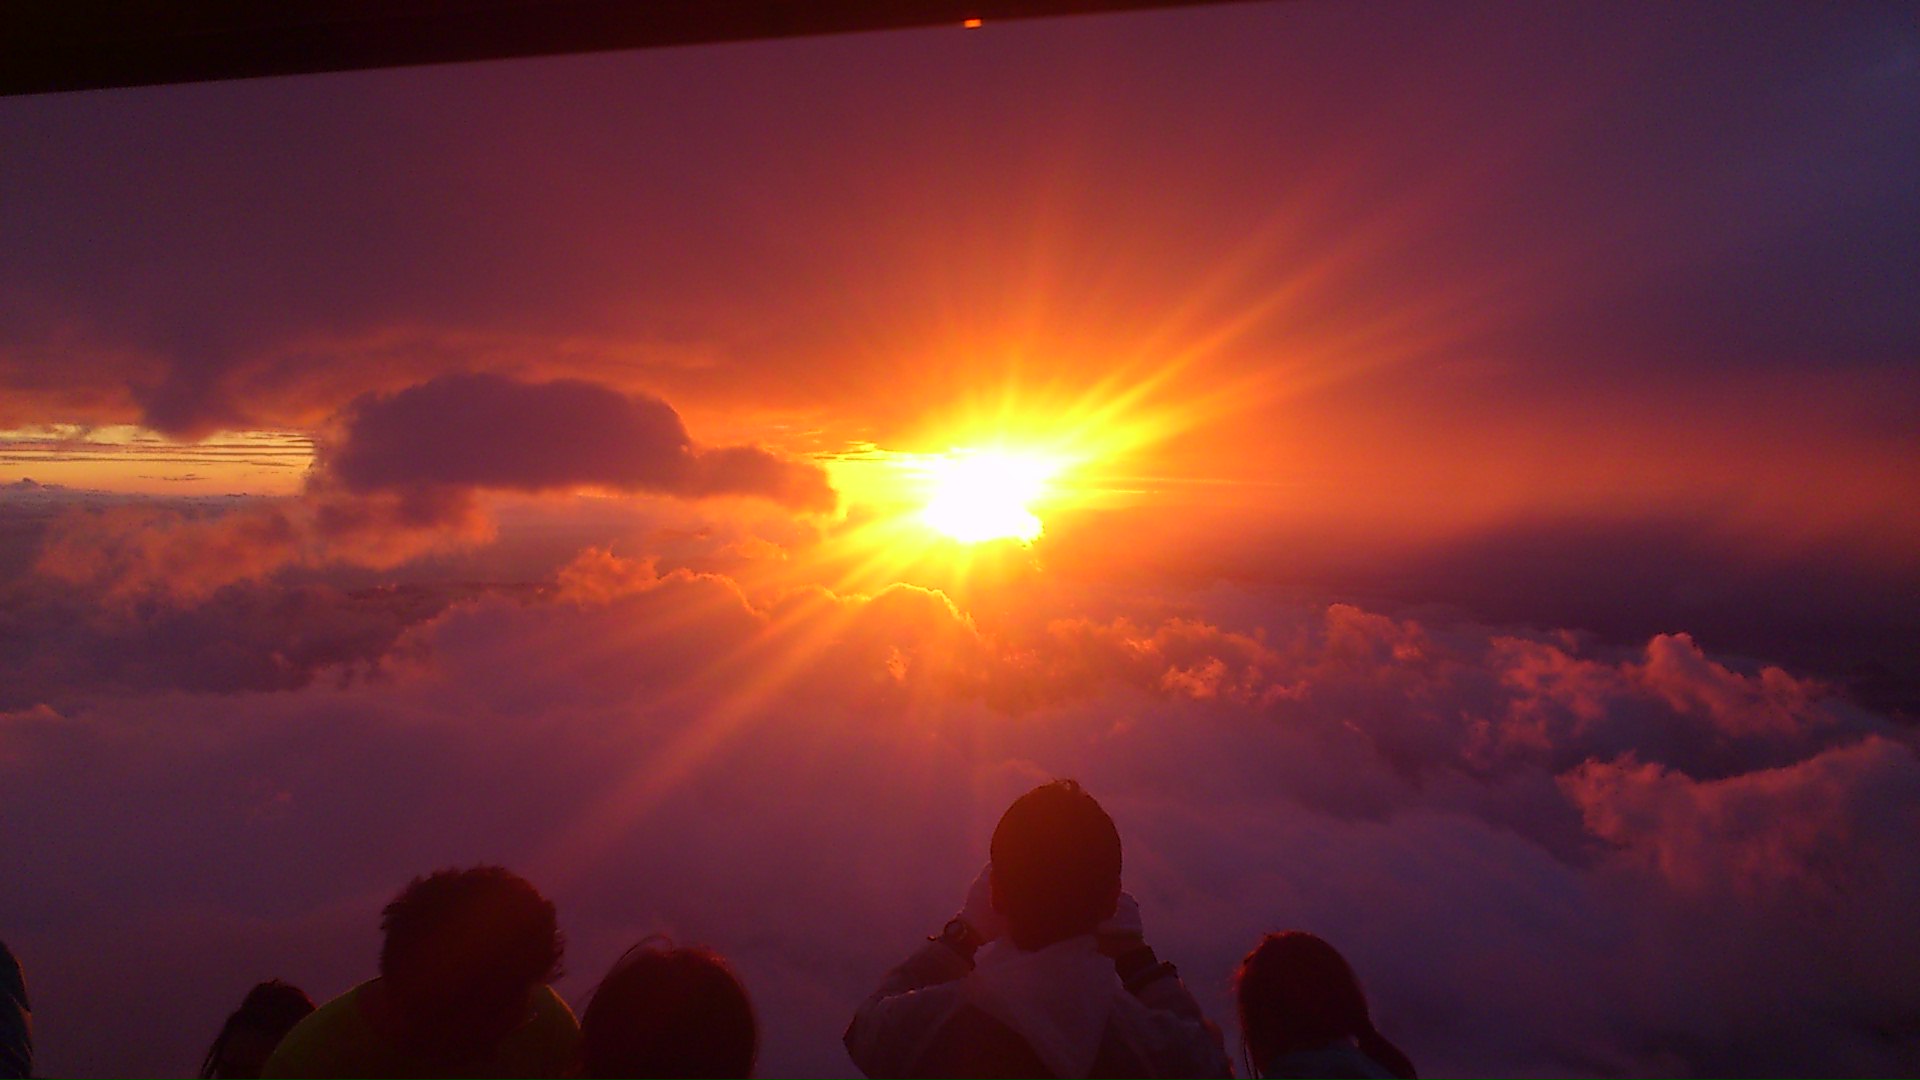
[958,862,1006,945]
[1096,891,1144,957]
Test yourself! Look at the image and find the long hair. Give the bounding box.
[198,980,314,1079]
[1235,932,1415,1079]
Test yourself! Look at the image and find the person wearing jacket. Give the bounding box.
[845,779,1230,1078]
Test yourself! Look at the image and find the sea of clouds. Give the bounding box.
[4,485,1916,1076]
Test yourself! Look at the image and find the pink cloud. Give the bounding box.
[29,491,492,607]
[1561,736,1920,901]
[1632,631,1820,739]
[33,503,301,606]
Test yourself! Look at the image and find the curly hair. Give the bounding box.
[378,866,563,1009]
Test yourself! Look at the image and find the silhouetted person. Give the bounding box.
[579,941,757,1078]
[262,866,578,1077]
[0,941,28,1080]
[1235,932,1416,1079]
[201,980,316,1078]
[846,779,1229,1078]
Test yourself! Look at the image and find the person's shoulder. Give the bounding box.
[870,972,970,1026]
[522,982,581,1050]
[860,972,967,1045]
[493,983,580,1074]
[1109,987,1201,1032]
[847,978,970,1076]
[1109,991,1231,1077]
[528,982,578,1028]
[259,983,373,1078]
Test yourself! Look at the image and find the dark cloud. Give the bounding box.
[305,485,497,568]
[0,574,469,710]
[24,491,492,608]
[319,373,835,511]
[1043,505,1920,719]
[2,487,497,707]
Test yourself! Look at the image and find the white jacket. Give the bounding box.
[846,935,1229,1078]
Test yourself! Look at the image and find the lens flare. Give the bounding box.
[920,449,1059,543]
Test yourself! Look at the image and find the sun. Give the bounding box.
[919,449,1061,544]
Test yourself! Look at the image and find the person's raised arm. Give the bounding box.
[844,864,1002,1076]
[1099,892,1232,1076]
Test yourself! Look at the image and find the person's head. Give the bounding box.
[1236,931,1416,1079]
[378,866,563,1052]
[989,779,1122,950]
[199,980,314,1079]
[579,941,757,1078]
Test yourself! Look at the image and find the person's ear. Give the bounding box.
[1101,879,1121,919]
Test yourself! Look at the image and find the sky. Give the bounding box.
[1,1,1917,1075]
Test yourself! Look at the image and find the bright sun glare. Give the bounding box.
[920,449,1060,544]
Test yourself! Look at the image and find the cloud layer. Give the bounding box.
[3,546,1914,1077]
[3,374,834,701]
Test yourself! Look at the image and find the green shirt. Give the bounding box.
[262,980,579,1078]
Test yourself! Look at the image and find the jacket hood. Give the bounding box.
[965,935,1123,1079]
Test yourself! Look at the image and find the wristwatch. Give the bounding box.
[1114,944,1177,992]
[934,917,981,961]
